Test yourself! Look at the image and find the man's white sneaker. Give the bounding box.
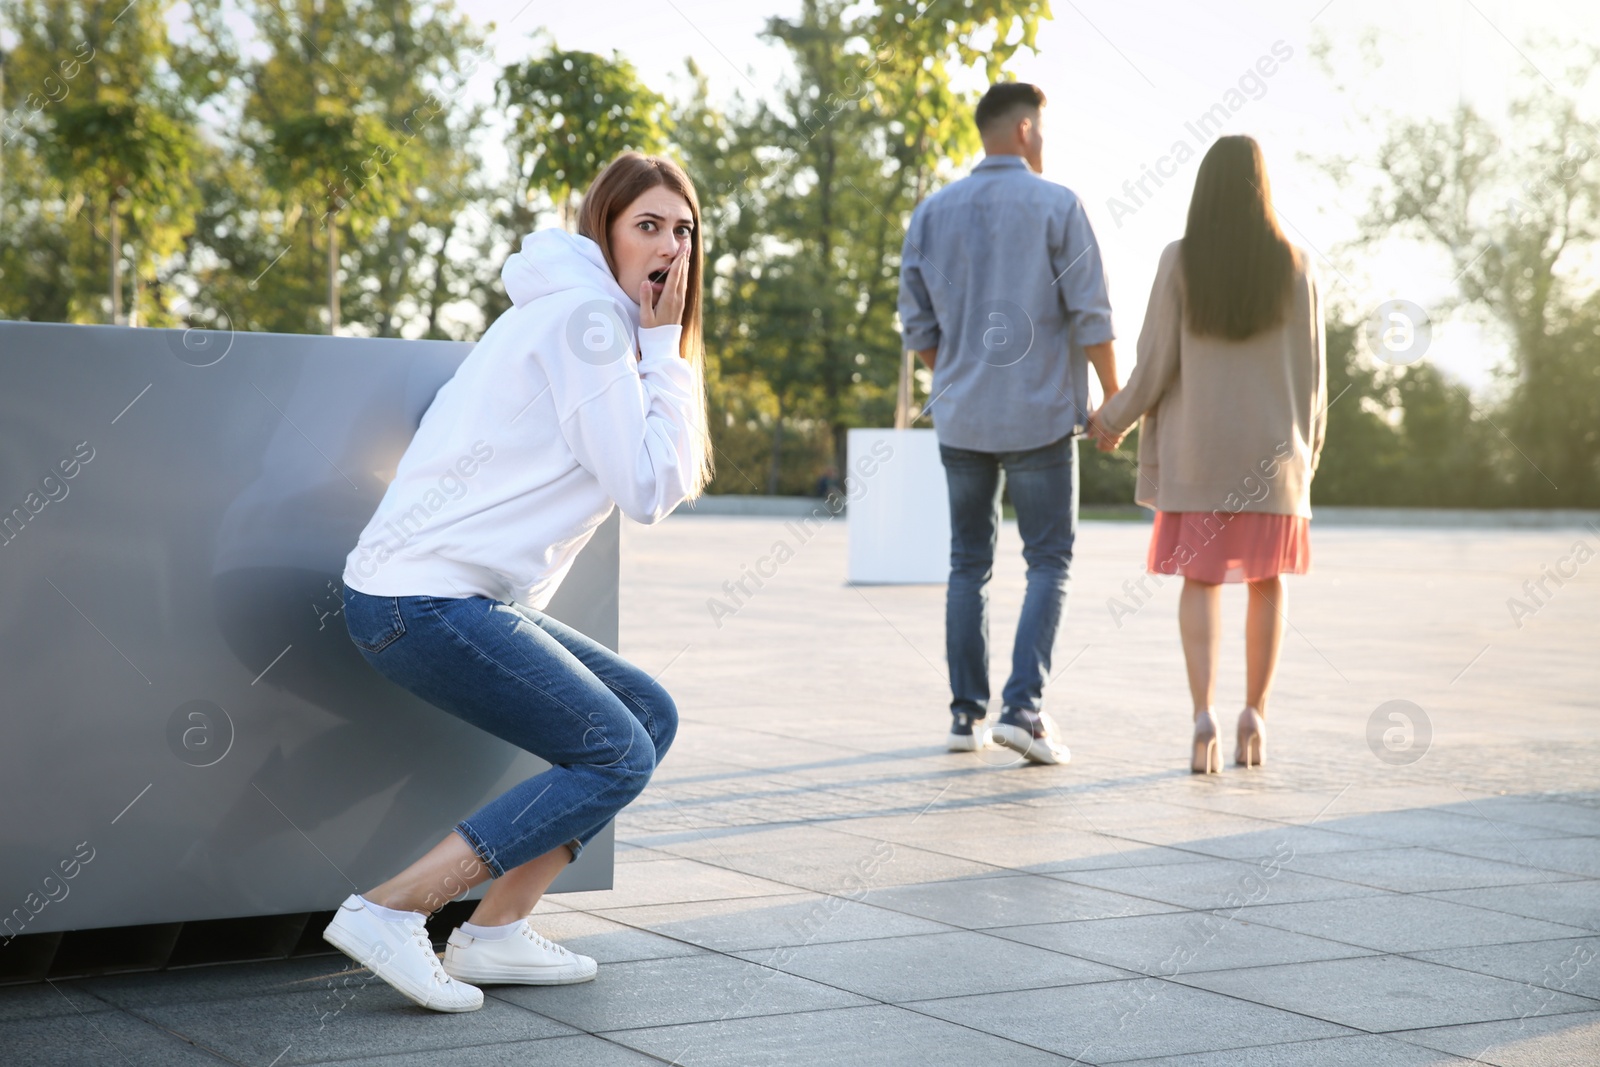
[991,706,1071,766]
[442,920,598,986]
[322,894,483,1013]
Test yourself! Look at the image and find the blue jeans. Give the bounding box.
[341,587,676,877]
[940,431,1078,717]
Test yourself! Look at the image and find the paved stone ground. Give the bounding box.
[6,515,1598,1065]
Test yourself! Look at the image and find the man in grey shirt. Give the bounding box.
[898,81,1120,766]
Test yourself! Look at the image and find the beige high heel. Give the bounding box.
[1235,707,1266,767]
[1191,710,1220,774]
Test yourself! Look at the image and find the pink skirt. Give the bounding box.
[1147,510,1311,584]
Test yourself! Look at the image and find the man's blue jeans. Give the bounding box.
[341,587,676,877]
[939,430,1078,718]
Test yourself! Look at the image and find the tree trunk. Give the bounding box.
[108,196,121,325]
[766,402,785,495]
[425,218,457,339]
[130,253,141,328]
[327,216,340,334]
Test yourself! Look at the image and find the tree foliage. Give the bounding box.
[2,2,1590,505]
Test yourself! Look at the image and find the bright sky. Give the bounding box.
[189,0,1600,391]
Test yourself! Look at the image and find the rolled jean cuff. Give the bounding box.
[454,820,506,878]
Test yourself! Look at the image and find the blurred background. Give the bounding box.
[1,0,1596,507]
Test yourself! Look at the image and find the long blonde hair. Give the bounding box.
[577,152,715,498]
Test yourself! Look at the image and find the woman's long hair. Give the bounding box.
[577,151,715,498]
[1181,136,1296,340]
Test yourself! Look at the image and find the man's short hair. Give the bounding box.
[975,82,1047,136]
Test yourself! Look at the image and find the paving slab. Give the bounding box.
[1048,855,1383,909]
[4,518,1595,1065]
[551,856,798,911]
[78,954,373,1010]
[489,953,869,1033]
[0,1007,228,1067]
[1302,807,1582,849]
[730,928,1131,1001]
[130,987,576,1065]
[908,977,1353,1062]
[859,871,1180,930]
[0,979,111,1022]
[1171,954,1598,1032]
[591,891,958,953]
[1408,936,1600,1004]
[311,1033,667,1066]
[1279,845,1573,893]
[605,1003,1072,1066]
[1432,836,1600,879]
[1107,1032,1482,1065]
[517,909,709,964]
[990,909,1378,974]
[1395,1011,1600,1067]
[1423,880,1600,932]
[1229,892,1594,953]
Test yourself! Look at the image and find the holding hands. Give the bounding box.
[1086,395,1127,453]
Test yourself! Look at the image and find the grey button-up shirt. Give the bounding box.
[898,154,1115,452]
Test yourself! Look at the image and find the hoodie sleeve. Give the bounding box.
[544,307,697,524]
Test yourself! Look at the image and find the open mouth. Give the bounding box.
[648,268,669,284]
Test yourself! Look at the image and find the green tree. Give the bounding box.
[4,0,199,325]
[741,0,1049,487]
[500,40,669,229]
[1326,43,1600,504]
[247,1,414,334]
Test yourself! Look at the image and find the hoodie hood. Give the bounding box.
[501,228,639,320]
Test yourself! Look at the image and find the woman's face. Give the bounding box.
[609,185,695,309]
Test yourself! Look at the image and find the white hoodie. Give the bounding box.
[341,228,697,610]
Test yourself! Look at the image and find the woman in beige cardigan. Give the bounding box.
[1089,135,1326,774]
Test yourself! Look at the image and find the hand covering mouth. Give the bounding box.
[648,268,669,283]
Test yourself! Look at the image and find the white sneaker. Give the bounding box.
[322,894,483,1013]
[991,707,1071,766]
[442,919,598,986]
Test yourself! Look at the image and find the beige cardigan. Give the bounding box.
[1096,239,1327,518]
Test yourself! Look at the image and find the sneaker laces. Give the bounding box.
[517,922,574,959]
[407,922,453,985]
